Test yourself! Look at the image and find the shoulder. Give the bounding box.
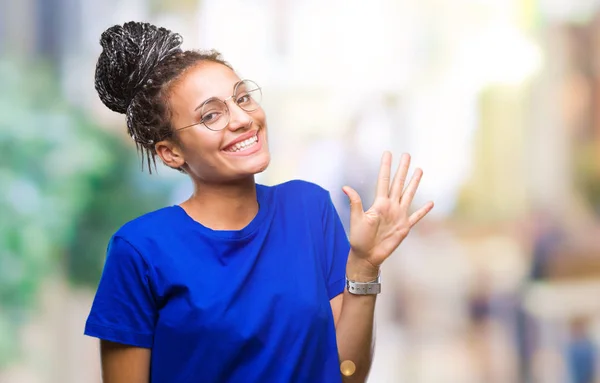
[111,206,181,250]
[264,180,333,216]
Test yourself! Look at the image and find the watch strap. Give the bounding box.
[345,275,381,295]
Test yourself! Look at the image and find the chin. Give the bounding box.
[249,152,271,175]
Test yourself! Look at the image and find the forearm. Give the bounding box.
[335,250,379,383]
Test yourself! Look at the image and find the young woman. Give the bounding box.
[85,21,434,383]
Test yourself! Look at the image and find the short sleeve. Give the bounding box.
[84,235,157,348]
[322,192,351,300]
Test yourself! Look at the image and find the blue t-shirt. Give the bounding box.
[85,180,350,383]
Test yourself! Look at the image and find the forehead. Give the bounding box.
[170,61,241,105]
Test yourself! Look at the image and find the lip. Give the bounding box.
[222,129,260,151]
[221,130,263,157]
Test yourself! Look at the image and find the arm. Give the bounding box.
[84,236,158,381]
[100,341,151,383]
[331,255,378,383]
[332,152,434,383]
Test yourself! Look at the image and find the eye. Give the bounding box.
[201,111,222,124]
[236,93,252,105]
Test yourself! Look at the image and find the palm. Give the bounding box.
[343,152,434,268]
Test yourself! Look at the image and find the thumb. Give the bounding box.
[342,186,364,220]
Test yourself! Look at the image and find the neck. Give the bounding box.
[181,177,259,231]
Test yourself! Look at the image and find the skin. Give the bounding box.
[156,61,271,231]
[100,61,434,383]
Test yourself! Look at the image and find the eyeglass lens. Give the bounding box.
[201,80,262,131]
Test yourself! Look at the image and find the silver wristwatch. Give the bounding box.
[345,274,381,295]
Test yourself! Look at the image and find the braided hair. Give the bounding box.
[94,21,230,173]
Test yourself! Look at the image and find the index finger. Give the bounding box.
[375,151,392,198]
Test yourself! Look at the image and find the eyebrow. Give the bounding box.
[193,80,244,111]
[194,97,219,111]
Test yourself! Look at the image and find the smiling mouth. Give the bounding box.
[223,132,259,153]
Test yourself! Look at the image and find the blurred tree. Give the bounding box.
[574,142,600,215]
[0,58,172,368]
[65,123,173,286]
[150,0,198,14]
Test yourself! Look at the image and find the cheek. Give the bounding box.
[255,110,267,125]
[180,131,223,161]
[184,129,221,149]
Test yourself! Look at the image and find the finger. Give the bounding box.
[375,151,392,198]
[389,153,411,201]
[408,201,434,227]
[400,168,423,208]
[342,186,364,221]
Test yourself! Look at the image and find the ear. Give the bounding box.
[155,139,186,169]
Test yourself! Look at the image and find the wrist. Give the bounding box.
[346,250,380,282]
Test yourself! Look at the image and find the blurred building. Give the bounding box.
[2,0,600,382]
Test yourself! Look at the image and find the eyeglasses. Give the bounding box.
[174,79,262,132]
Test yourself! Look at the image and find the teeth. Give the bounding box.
[226,134,258,152]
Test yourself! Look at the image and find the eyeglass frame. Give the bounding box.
[172,79,262,133]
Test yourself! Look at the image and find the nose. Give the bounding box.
[226,100,253,132]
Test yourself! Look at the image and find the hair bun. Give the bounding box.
[94,21,183,114]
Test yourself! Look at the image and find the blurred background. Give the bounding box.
[1,0,600,382]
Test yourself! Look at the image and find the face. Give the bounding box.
[155,61,270,183]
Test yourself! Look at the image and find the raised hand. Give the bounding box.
[342,152,434,271]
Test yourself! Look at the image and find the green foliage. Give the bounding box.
[0,58,173,367]
[149,0,198,14]
[65,122,172,286]
[574,141,600,215]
